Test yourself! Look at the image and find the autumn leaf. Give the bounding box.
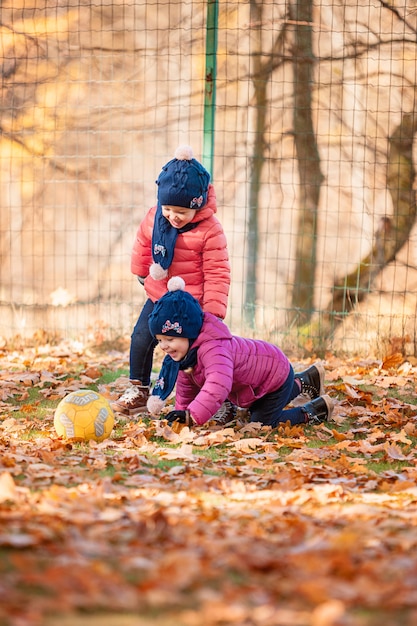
[228,437,268,452]
[391,429,413,445]
[381,352,404,370]
[2,344,417,626]
[83,366,102,379]
[384,442,415,461]
[158,443,196,460]
[343,383,362,399]
[0,471,16,502]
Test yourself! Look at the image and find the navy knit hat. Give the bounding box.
[148,276,204,340]
[156,145,210,210]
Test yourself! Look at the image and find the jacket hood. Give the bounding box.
[193,312,232,347]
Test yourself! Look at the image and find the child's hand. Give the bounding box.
[166,410,191,425]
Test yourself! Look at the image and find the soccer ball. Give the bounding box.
[54,390,115,442]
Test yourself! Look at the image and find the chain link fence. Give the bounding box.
[1,0,417,357]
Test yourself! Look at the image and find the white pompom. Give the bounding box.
[147,395,166,416]
[167,276,185,292]
[149,263,168,281]
[174,145,194,161]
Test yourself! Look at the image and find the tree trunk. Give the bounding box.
[290,0,324,324]
[323,112,417,329]
[244,0,265,328]
[244,1,288,328]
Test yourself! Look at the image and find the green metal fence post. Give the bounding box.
[202,0,219,174]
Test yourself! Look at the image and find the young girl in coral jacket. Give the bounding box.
[113,146,230,416]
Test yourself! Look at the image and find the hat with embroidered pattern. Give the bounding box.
[156,145,210,210]
[148,276,204,340]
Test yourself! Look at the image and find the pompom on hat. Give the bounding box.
[156,145,210,210]
[148,276,204,340]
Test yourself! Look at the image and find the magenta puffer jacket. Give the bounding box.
[131,185,230,319]
[175,313,291,425]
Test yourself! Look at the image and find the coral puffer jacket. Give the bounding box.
[175,313,291,425]
[131,185,230,319]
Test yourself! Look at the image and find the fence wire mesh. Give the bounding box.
[1,0,417,357]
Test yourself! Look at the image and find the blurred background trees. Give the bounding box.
[1,0,417,356]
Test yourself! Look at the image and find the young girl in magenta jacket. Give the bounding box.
[147,277,334,428]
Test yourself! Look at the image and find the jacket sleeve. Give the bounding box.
[175,372,201,413]
[200,221,230,319]
[130,207,155,277]
[175,342,234,425]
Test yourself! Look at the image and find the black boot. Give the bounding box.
[302,394,334,425]
[211,400,237,426]
[295,363,325,399]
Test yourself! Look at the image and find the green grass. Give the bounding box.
[96,368,129,385]
[354,381,417,404]
[192,447,227,460]
[4,365,417,478]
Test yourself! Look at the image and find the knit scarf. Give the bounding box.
[152,204,199,270]
[151,347,198,401]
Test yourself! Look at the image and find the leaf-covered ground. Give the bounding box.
[1,343,417,626]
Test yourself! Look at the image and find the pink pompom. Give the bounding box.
[149,263,168,281]
[167,276,185,292]
[174,145,194,161]
[147,395,166,416]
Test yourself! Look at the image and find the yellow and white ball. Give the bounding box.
[54,390,114,442]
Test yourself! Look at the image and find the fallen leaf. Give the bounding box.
[0,471,16,502]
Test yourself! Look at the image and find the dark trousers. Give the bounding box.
[249,366,307,427]
[129,298,158,385]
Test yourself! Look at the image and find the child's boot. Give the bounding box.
[302,394,334,425]
[112,380,149,416]
[295,363,325,399]
[211,400,237,426]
